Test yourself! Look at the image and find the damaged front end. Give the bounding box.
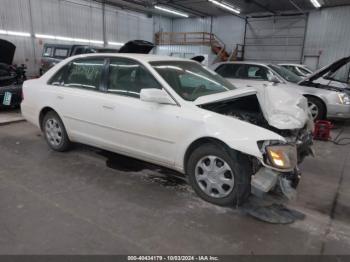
[199,91,314,201]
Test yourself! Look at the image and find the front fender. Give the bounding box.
[175,111,286,172]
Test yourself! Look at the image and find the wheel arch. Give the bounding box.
[183,137,237,174]
[303,94,328,116]
[39,107,59,131]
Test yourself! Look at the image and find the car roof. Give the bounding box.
[279,63,307,67]
[215,61,271,67]
[69,53,191,63]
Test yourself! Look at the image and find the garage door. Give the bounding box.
[244,16,307,64]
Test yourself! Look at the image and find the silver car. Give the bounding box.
[278,64,313,77]
[211,58,350,120]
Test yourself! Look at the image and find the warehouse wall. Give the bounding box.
[244,16,307,64]
[0,0,171,76]
[171,16,245,53]
[303,6,350,71]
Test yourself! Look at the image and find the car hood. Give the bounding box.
[118,40,155,54]
[0,39,16,65]
[195,86,310,130]
[299,56,350,85]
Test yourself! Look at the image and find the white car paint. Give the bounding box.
[22,54,310,175]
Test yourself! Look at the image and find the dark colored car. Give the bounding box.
[39,40,155,75]
[0,39,26,109]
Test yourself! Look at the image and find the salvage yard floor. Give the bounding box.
[0,121,349,254]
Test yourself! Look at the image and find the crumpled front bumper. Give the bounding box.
[252,130,313,199]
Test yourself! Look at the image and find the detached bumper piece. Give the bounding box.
[251,167,300,200]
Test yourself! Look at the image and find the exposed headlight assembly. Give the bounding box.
[265,144,297,170]
[338,93,350,105]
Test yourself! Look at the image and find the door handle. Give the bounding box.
[57,95,64,100]
[102,105,115,110]
[246,85,252,87]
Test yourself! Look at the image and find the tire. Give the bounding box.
[307,97,326,121]
[187,143,251,206]
[42,111,71,152]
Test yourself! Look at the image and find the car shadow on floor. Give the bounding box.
[80,145,189,188]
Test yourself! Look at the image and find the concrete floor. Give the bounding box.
[0,121,349,254]
[0,109,24,125]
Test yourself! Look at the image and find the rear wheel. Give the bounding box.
[307,97,325,120]
[187,143,251,206]
[42,111,71,152]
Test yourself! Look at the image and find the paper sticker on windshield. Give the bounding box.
[3,92,12,106]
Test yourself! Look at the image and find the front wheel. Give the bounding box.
[307,97,325,121]
[187,143,251,206]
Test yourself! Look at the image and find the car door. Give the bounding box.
[96,57,182,166]
[48,57,114,145]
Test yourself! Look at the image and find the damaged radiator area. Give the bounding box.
[199,94,312,201]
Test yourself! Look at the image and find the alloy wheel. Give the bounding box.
[308,101,319,120]
[195,155,235,198]
[45,118,63,147]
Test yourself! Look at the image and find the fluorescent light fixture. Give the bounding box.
[108,41,125,46]
[154,5,189,18]
[89,40,104,45]
[0,30,31,37]
[35,34,56,39]
[208,0,240,14]
[36,34,103,45]
[310,0,321,8]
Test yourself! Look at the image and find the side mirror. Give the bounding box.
[268,75,280,84]
[140,88,176,105]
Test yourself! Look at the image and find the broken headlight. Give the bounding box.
[266,144,297,170]
[338,93,350,105]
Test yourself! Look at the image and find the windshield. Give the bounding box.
[268,64,303,83]
[150,61,236,101]
[299,66,312,75]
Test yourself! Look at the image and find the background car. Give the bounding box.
[212,61,350,120]
[21,54,313,206]
[0,39,26,108]
[39,40,155,75]
[279,64,313,77]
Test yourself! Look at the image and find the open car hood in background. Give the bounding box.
[299,56,350,85]
[0,39,16,65]
[118,40,155,54]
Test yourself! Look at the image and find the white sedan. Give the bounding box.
[21,54,313,206]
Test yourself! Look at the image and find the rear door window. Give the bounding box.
[107,58,161,98]
[215,64,240,78]
[54,48,70,58]
[62,58,105,90]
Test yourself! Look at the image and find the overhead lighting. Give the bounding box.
[108,41,125,46]
[310,0,321,8]
[35,34,103,45]
[0,30,31,37]
[35,34,56,39]
[154,5,189,18]
[208,0,240,14]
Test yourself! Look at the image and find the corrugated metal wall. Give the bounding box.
[159,15,245,60]
[304,6,350,70]
[172,16,245,53]
[244,16,307,64]
[0,0,171,76]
